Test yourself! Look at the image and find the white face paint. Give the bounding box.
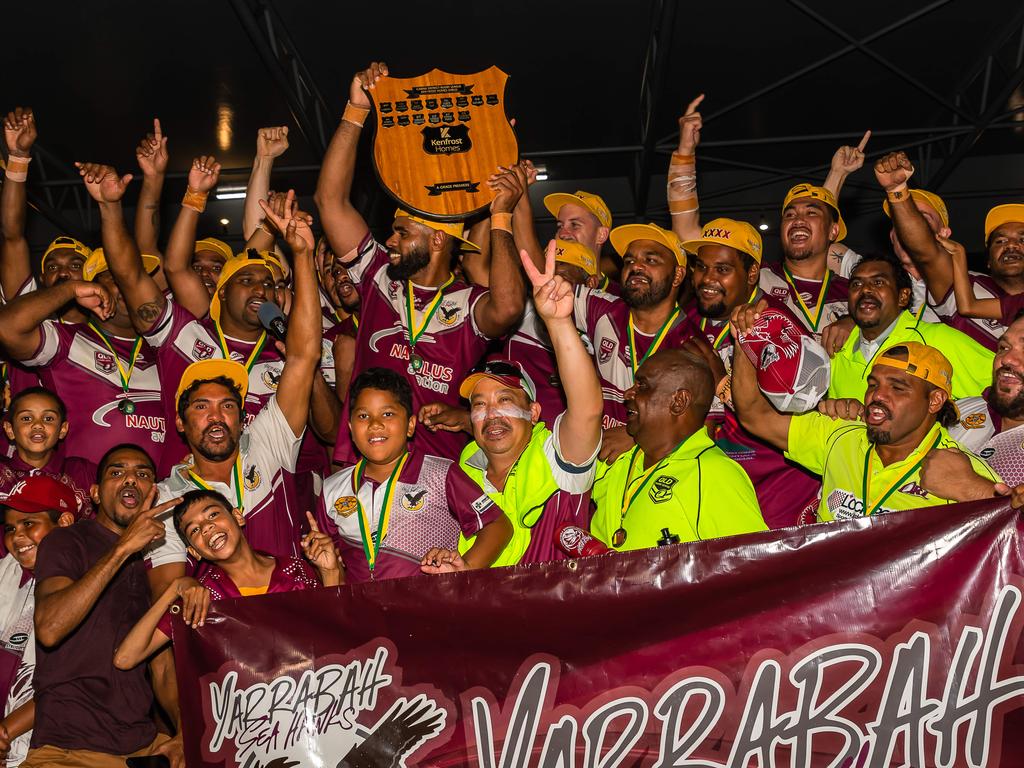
[470,404,534,423]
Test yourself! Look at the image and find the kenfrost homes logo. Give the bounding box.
[465,584,1024,768]
[202,642,449,768]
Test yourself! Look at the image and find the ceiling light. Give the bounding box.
[758,215,769,231]
[215,185,246,200]
[533,162,548,182]
[219,218,230,226]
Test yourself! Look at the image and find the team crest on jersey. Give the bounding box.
[770,287,790,299]
[826,488,866,520]
[402,487,428,511]
[192,339,216,360]
[261,366,282,390]
[649,475,677,503]
[899,481,929,499]
[334,495,358,517]
[5,631,27,650]
[94,351,116,374]
[243,465,261,491]
[960,413,986,429]
[598,338,616,365]
[388,280,401,299]
[437,300,460,326]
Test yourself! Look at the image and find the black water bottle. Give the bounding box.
[657,528,679,546]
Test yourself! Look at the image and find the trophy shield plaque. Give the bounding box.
[369,67,517,221]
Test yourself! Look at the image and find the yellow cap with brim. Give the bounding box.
[210,256,275,323]
[175,359,249,409]
[609,223,687,266]
[682,218,763,264]
[194,237,233,263]
[234,249,285,279]
[984,204,1024,242]
[543,190,613,229]
[553,239,598,276]
[875,341,952,396]
[41,236,92,270]
[782,183,847,242]
[82,248,160,282]
[882,189,949,229]
[394,209,479,252]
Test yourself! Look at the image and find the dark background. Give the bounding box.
[5,0,1024,265]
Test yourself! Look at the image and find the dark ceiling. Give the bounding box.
[6,0,1024,259]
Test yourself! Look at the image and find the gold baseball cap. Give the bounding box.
[41,236,91,269]
[682,218,763,264]
[875,342,952,395]
[210,255,275,322]
[882,189,949,229]
[83,248,160,282]
[782,183,847,242]
[553,239,598,276]
[543,190,612,229]
[194,237,233,263]
[175,359,249,408]
[609,223,687,266]
[394,209,480,252]
[984,204,1024,242]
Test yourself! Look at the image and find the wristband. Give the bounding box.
[342,102,370,128]
[182,187,208,213]
[490,211,513,233]
[886,185,909,203]
[4,154,31,183]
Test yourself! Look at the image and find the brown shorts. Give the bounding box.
[19,732,171,767]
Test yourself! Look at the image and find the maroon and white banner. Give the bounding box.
[173,499,1024,767]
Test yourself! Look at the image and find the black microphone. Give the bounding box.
[257,301,288,342]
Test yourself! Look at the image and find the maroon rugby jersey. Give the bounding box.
[931,272,1014,351]
[572,286,697,428]
[332,233,490,465]
[758,262,849,340]
[503,303,568,427]
[23,320,165,465]
[317,450,501,583]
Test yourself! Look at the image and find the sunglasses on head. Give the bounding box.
[473,360,524,379]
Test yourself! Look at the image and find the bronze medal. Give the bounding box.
[118,398,136,415]
[612,527,627,548]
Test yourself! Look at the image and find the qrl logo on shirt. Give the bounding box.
[598,338,616,365]
[192,339,216,360]
[649,475,677,504]
[94,351,116,374]
[899,481,929,499]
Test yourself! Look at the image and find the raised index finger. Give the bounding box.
[684,94,705,115]
[153,118,163,140]
[519,247,543,285]
[856,130,871,152]
[305,510,321,534]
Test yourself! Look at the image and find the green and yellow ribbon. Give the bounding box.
[860,432,941,517]
[404,274,454,351]
[214,321,267,373]
[782,266,833,332]
[88,321,144,396]
[353,452,410,571]
[628,307,680,375]
[188,454,245,515]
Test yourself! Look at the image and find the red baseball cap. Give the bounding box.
[1,475,77,517]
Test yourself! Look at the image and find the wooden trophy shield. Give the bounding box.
[369,67,517,222]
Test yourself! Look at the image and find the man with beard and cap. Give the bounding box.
[732,299,998,521]
[571,222,695,463]
[426,242,604,568]
[679,219,823,529]
[827,251,992,401]
[759,183,850,340]
[591,347,766,551]
[25,444,184,767]
[143,206,321,599]
[876,151,1024,350]
[315,61,526,466]
[0,245,165,466]
[933,315,1024,487]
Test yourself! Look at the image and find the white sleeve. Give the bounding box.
[838,245,861,279]
[545,412,600,494]
[22,319,61,368]
[248,396,303,473]
[144,482,187,567]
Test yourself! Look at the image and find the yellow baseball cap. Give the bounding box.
[543,190,613,229]
[394,209,480,252]
[194,237,233,263]
[882,189,949,229]
[984,204,1024,242]
[782,183,847,242]
[682,218,763,264]
[210,255,275,322]
[609,223,687,266]
[175,359,249,408]
[82,248,160,282]
[553,239,598,276]
[875,342,952,395]
[41,236,91,269]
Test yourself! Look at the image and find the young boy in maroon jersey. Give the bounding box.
[113,489,341,670]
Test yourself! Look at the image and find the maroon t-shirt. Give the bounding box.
[931,272,1012,351]
[22,320,165,466]
[32,519,155,755]
[332,233,490,465]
